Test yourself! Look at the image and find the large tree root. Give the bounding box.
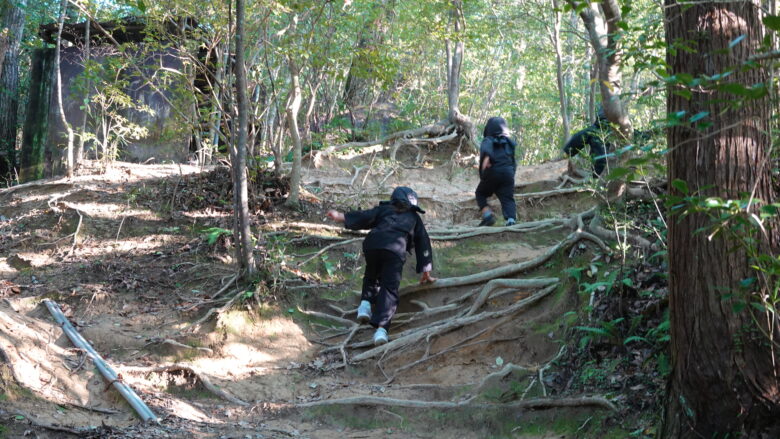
[401,231,607,296]
[122,364,249,406]
[588,214,652,251]
[294,394,616,412]
[429,219,567,241]
[351,284,557,363]
[311,123,453,166]
[516,187,594,200]
[466,278,559,316]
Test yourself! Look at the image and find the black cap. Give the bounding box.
[390,186,425,214]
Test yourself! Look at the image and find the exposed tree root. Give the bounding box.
[401,231,606,296]
[311,122,453,166]
[429,219,566,241]
[2,411,88,435]
[466,278,559,316]
[588,214,652,251]
[351,284,557,363]
[473,363,538,394]
[516,187,594,200]
[183,288,243,332]
[294,394,616,412]
[122,364,249,406]
[298,308,357,328]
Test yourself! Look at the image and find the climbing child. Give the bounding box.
[562,106,611,177]
[475,116,517,227]
[326,186,436,345]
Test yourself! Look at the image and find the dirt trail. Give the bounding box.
[0,156,613,438]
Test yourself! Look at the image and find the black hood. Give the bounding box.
[390,186,425,214]
[483,117,511,138]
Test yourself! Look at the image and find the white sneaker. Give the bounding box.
[357,300,371,324]
[373,327,389,345]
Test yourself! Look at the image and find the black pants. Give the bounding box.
[361,249,404,329]
[475,168,516,220]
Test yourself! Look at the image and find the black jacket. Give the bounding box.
[479,117,517,179]
[344,204,433,273]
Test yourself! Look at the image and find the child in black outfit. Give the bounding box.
[327,187,436,345]
[476,116,517,227]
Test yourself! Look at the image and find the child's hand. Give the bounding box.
[326,210,345,223]
[420,271,436,285]
[481,156,492,171]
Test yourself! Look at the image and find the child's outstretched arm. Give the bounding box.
[413,216,435,284]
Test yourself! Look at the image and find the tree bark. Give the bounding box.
[662,1,780,437]
[445,0,476,148]
[284,53,303,206]
[53,0,75,178]
[75,16,91,170]
[0,0,26,181]
[566,0,631,136]
[232,0,256,276]
[550,0,570,143]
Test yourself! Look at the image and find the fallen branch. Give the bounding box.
[123,364,249,406]
[296,238,362,267]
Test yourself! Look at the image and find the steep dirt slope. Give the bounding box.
[0,156,620,439]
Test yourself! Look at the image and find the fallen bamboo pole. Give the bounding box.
[43,299,158,423]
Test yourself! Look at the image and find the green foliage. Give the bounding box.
[203,227,232,245]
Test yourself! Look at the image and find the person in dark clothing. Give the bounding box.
[563,107,611,177]
[327,186,436,345]
[475,116,517,227]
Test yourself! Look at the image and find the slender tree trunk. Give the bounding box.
[76,16,91,169]
[232,0,256,275]
[285,55,303,206]
[551,0,570,143]
[0,0,26,181]
[445,0,476,148]
[567,0,631,136]
[662,1,780,437]
[54,0,76,177]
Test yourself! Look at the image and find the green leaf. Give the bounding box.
[624,336,646,344]
[763,15,780,31]
[622,278,634,287]
[14,415,24,420]
[136,0,147,12]
[671,179,689,195]
[606,167,632,180]
[495,356,504,366]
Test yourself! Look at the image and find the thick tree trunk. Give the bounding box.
[0,0,25,181]
[232,0,256,276]
[662,1,780,437]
